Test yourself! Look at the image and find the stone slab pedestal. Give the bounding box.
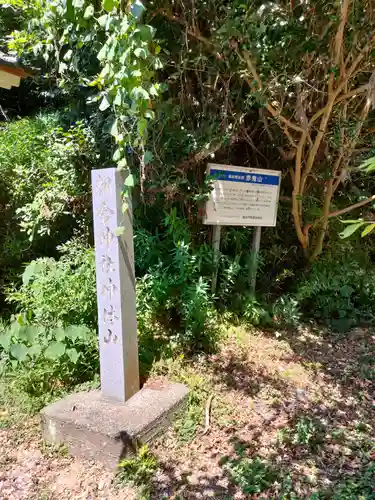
[41,382,188,469]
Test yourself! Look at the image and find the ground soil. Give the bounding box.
[1,325,374,498]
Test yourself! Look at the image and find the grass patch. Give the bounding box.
[116,445,158,499]
[222,453,277,496]
[277,416,326,452]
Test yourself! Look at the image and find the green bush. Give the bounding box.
[331,462,375,499]
[117,445,158,488]
[135,210,219,352]
[277,416,326,452]
[7,238,97,329]
[223,455,277,495]
[296,245,375,331]
[0,113,97,309]
[0,316,98,397]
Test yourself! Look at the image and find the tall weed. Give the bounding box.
[297,245,375,331]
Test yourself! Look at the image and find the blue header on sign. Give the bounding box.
[210,169,280,186]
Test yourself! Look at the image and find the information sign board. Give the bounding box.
[204,164,281,227]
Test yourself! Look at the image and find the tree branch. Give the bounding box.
[241,50,305,134]
[327,194,375,219]
[155,9,218,49]
[335,0,350,67]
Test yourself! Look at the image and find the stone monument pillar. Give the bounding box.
[40,167,188,469]
[91,168,139,402]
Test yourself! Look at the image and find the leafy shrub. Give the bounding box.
[296,246,375,331]
[277,417,326,451]
[272,296,301,328]
[223,455,277,495]
[117,445,158,489]
[0,114,92,239]
[0,113,97,310]
[331,462,375,499]
[7,238,97,329]
[242,297,271,326]
[135,211,219,352]
[0,316,98,396]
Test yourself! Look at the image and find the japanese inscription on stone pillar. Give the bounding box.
[92,168,139,402]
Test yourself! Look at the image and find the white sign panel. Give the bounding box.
[204,164,281,227]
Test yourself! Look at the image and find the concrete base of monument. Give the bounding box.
[40,381,188,469]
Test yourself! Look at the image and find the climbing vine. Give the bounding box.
[8,0,162,208]
[6,0,375,258]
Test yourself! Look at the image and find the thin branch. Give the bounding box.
[328,194,375,219]
[155,9,218,49]
[259,110,296,161]
[305,83,370,128]
[334,84,370,104]
[240,50,305,134]
[241,50,263,89]
[335,0,350,67]
[266,104,305,134]
[292,130,309,248]
[345,43,371,78]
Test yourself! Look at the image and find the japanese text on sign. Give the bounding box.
[204,164,281,227]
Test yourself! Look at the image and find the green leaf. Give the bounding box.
[144,109,155,120]
[359,156,375,172]
[28,343,42,358]
[44,341,66,360]
[154,58,163,70]
[84,4,94,18]
[108,40,118,61]
[10,320,21,337]
[99,95,111,111]
[59,62,67,73]
[63,49,72,61]
[362,223,375,237]
[341,219,364,224]
[113,148,122,161]
[121,201,129,213]
[0,331,12,351]
[144,150,153,164]
[110,119,119,137]
[149,85,158,97]
[22,262,36,285]
[138,25,155,41]
[97,14,107,27]
[17,314,25,326]
[114,226,125,236]
[66,348,80,364]
[64,325,90,342]
[138,118,147,137]
[10,343,29,362]
[340,285,354,298]
[114,90,122,106]
[131,87,149,100]
[97,45,108,61]
[66,0,75,20]
[103,0,114,11]
[117,158,128,170]
[339,222,366,239]
[20,325,38,343]
[125,173,135,187]
[134,47,147,59]
[53,327,66,341]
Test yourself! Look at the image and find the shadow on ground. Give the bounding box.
[149,326,375,498]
